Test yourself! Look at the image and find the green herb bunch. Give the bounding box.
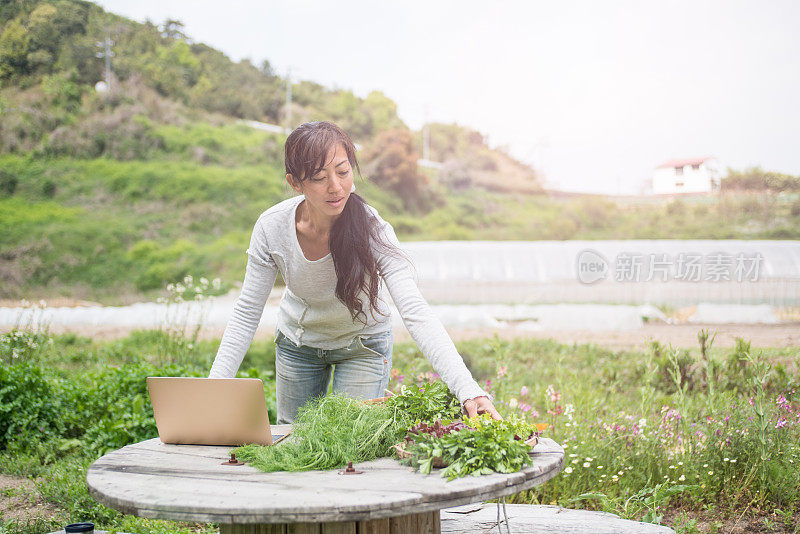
[401,414,537,480]
[234,393,411,472]
[385,381,461,424]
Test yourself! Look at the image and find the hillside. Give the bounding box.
[0,0,537,190]
[1,1,799,304]
[3,128,798,304]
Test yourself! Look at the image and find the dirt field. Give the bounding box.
[0,474,60,527]
[38,322,800,350]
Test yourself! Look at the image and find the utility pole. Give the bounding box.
[285,67,292,132]
[95,34,114,92]
[422,105,430,161]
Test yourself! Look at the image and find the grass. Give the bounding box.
[2,141,800,303]
[391,336,800,531]
[0,322,797,532]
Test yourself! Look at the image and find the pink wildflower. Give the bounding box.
[546,384,561,403]
[775,419,787,429]
[520,386,529,397]
[497,365,507,378]
[775,395,792,412]
[417,371,436,383]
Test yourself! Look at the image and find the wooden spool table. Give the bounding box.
[86,424,564,534]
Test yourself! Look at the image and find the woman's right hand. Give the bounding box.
[463,396,503,420]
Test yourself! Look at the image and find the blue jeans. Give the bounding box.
[274,328,393,424]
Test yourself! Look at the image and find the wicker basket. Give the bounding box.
[393,441,447,468]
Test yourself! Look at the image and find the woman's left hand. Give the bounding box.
[463,396,503,420]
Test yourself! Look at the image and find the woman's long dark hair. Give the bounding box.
[284,121,402,324]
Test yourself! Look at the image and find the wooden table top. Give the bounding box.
[86,424,564,525]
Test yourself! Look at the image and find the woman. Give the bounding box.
[209,121,500,424]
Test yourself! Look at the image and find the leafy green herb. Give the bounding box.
[400,414,537,480]
[236,381,535,480]
[407,420,472,438]
[234,393,411,472]
[385,381,461,424]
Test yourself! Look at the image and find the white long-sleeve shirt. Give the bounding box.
[208,195,487,403]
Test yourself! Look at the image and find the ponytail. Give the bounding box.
[330,192,397,324]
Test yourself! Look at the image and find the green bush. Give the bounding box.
[0,196,81,243]
[127,239,198,291]
[153,122,284,165]
[0,362,62,447]
[0,169,17,195]
[0,329,51,364]
[61,362,205,455]
[0,329,279,461]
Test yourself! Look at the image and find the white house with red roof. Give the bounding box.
[652,156,721,195]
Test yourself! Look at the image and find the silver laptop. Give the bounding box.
[146,377,288,446]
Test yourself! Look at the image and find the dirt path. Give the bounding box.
[39,322,800,350]
[428,323,800,350]
[0,474,61,526]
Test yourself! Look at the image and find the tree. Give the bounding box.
[0,1,90,81]
[0,19,31,79]
[362,129,434,212]
[259,58,275,78]
[362,91,405,136]
[0,0,37,24]
[328,90,366,136]
[160,19,188,41]
[27,4,59,52]
[723,167,800,193]
[144,40,199,98]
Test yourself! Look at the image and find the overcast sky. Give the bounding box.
[93,0,800,194]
